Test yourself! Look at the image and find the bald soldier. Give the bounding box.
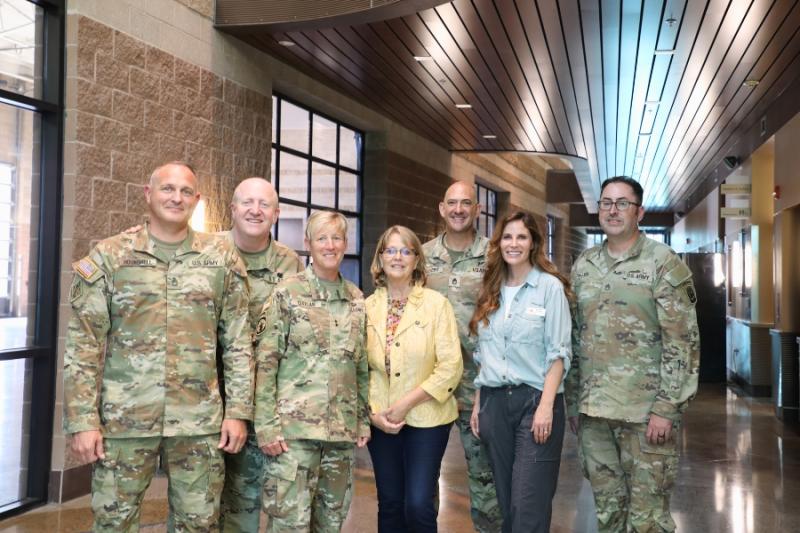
[219,177,303,532]
[63,162,253,532]
[422,181,502,532]
[566,176,700,532]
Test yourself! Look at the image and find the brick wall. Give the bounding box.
[65,15,271,262]
[362,148,450,291]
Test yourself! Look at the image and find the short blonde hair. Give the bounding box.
[305,210,348,241]
[370,225,427,288]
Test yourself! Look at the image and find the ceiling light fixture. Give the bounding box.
[665,17,677,27]
[742,79,760,88]
[413,55,433,62]
[277,40,295,47]
[654,49,675,55]
[645,99,661,105]
[482,134,497,139]
[639,132,652,137]
[455,103,472,109]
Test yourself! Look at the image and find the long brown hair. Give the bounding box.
[469,211,574,335]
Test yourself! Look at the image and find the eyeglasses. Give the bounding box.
[597,199,640,211]
[382,247,416,257]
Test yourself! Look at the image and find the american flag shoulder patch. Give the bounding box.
[73,257,100,281]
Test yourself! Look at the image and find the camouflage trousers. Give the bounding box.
[219,428,264,533]
[262,439,355,533]
[455,409,503,533]
[578,415,678,533]
[91,434,224,533]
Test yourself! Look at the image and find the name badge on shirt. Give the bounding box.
[449,275,460,288]
[525,306,546,317]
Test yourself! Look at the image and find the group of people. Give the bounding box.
[63,160,700,533]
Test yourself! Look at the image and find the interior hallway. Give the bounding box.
[1,384,798,532]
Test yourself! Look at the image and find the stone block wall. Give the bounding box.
[65,15,270,262]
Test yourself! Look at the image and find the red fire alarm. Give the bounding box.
[773,185,781,200]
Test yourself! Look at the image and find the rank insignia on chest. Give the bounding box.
[255,315,267,336]
[685,285,697,304]
[449,275,460,288]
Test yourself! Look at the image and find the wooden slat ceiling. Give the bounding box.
[217,0,800,212]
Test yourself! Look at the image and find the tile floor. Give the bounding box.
[1,384,799,532]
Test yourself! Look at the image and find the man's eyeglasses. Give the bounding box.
[597,199,640,211]
[382,247,416,257]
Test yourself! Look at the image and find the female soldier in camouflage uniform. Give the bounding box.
[253,210,370,532]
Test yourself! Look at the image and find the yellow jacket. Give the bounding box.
[366,285,463,427]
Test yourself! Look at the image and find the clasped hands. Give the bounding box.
[369,401,410,435]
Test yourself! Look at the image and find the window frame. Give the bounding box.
[271,93,364,286]
[546,215,555,263]
[474,182,497,238]
[0,0,65,519]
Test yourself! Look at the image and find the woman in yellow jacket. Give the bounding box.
[365,225,463,533]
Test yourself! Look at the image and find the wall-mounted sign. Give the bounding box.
[721,183,752,195]
[720,207,751,218]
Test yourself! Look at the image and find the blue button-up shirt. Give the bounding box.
[474,267,571,392]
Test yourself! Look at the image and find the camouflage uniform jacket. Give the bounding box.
[63,226,253,438]
[220,232,303,328]
[422,233,488,409]
[254,265,370,446]
[565,233,700,423]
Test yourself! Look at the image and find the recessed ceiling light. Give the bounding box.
[413,56,433,62]
[665,17,677,27]
[455,103,472,109]
[654,49,675,55]
[482,134,497,139]
[639,132,652,137]
[277,40,294,47]
[742,79,760,88]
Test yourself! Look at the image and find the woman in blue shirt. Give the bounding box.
[468,210,573,533]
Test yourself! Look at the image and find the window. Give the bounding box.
[271,95,363,285]
[0,0,64,518]
[475,183,497,238]
[643,228,670,245]
[586,230,605,247]
[546,215,555,263]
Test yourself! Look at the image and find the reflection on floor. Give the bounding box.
[2,384,800,532]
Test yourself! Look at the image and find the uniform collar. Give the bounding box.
[432,232,487,262]
[223,231,284,272]
[133,223,199,258]
[588,232,646,268]
[305,264,353,302]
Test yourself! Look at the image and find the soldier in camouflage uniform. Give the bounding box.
[218,177,303,533]
[566,176,700,533]
[63,162,253,532]
[423,181,502,532]
[254,211,370,532]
